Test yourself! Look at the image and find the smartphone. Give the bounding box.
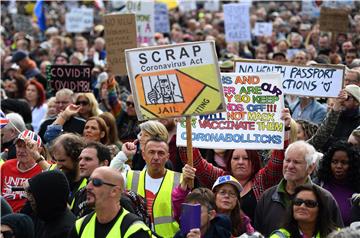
[180,203,201,234]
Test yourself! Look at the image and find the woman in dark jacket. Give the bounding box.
[316,141,360,226]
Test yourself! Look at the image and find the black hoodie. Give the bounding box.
[27,170,76,238]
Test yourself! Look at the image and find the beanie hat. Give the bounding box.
[1,213,34,238]
[28,170,70,221]
[345,84,360,103]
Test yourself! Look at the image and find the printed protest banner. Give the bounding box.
[234,59,344,97]
[254,22,273,37]
[46,65,92,94]
[224,3,251,42]
[204,0,220,12]
[65,8,93,33]
[118,0,155,45]
[155,3,170,33]
[319,7,349,33]
[104,14,137,75]
[177,73,285,150]
[125,41,226,121]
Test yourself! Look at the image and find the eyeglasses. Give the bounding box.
[126,101,134,107]
[76,100,89,106]
[217,189,237,198]
[331,160,349,166]
[293,198,318,208]
[87,178,117,187]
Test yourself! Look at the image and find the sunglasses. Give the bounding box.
[126,101,134,107]
[345,95,354,101]
[76,100,89,106]
[293,198,318,208]
[87,177,117,187]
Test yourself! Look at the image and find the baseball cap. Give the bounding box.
[212,175,243,194]
[14,130,42,147]
[11,51,28,63]
[344,84,360,103]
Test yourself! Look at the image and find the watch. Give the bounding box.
[35,155,45,163]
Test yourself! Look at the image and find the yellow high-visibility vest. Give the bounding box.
[126,169,181,238]
[75,208,151,238]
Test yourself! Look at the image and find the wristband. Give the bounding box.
[35,155,45,163]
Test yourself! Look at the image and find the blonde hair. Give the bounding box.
[75,93,100,117]
[139,120,168,142]
[289,118,298,144]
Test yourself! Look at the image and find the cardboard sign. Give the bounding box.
[204,0,220,12]
[155,3,170,33]
[65,8,93,33]
[46,65,92,94]
[234,59,345,97]
[254,22,273,36]
[319,7,349,32]
[12,14,33,35]
[178,0,197,12]
[125,41,226,121]
[224,3,251,42]
[104,14,137,76]
[177,73,285,150]
[118,0,155,45]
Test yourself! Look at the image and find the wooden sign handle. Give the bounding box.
[185,116,194,189]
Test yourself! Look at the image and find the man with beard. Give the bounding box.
[72,142,111,218]
[69,167,152,238]
[323,84,360,150]
[50,133,86,211]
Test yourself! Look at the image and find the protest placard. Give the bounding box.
[224,3,251,42]
[104,14,137,75]
[46,65,92,94]
[254,22,273,36]
[65,8,93,33]
[176,73,285,150]
[319,7,349,33]
[178,0,197,12]
[12,14,33,35]
[125,41,226,121]
[155,3,170,33]
[204,0,220,12]
[234,59,344,97]
[118,0,155,45]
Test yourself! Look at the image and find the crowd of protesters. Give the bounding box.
[1,1,360,238]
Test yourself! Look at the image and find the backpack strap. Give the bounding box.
[120,212,142,236]
[78,211,95,237]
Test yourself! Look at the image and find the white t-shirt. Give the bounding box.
[145,172,163,194]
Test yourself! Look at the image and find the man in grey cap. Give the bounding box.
[325,84,360,147]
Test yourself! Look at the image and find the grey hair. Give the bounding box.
[285,140,323,168]
[55,88,74,101]
[4,113,26,132]
[327,227,360,238]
